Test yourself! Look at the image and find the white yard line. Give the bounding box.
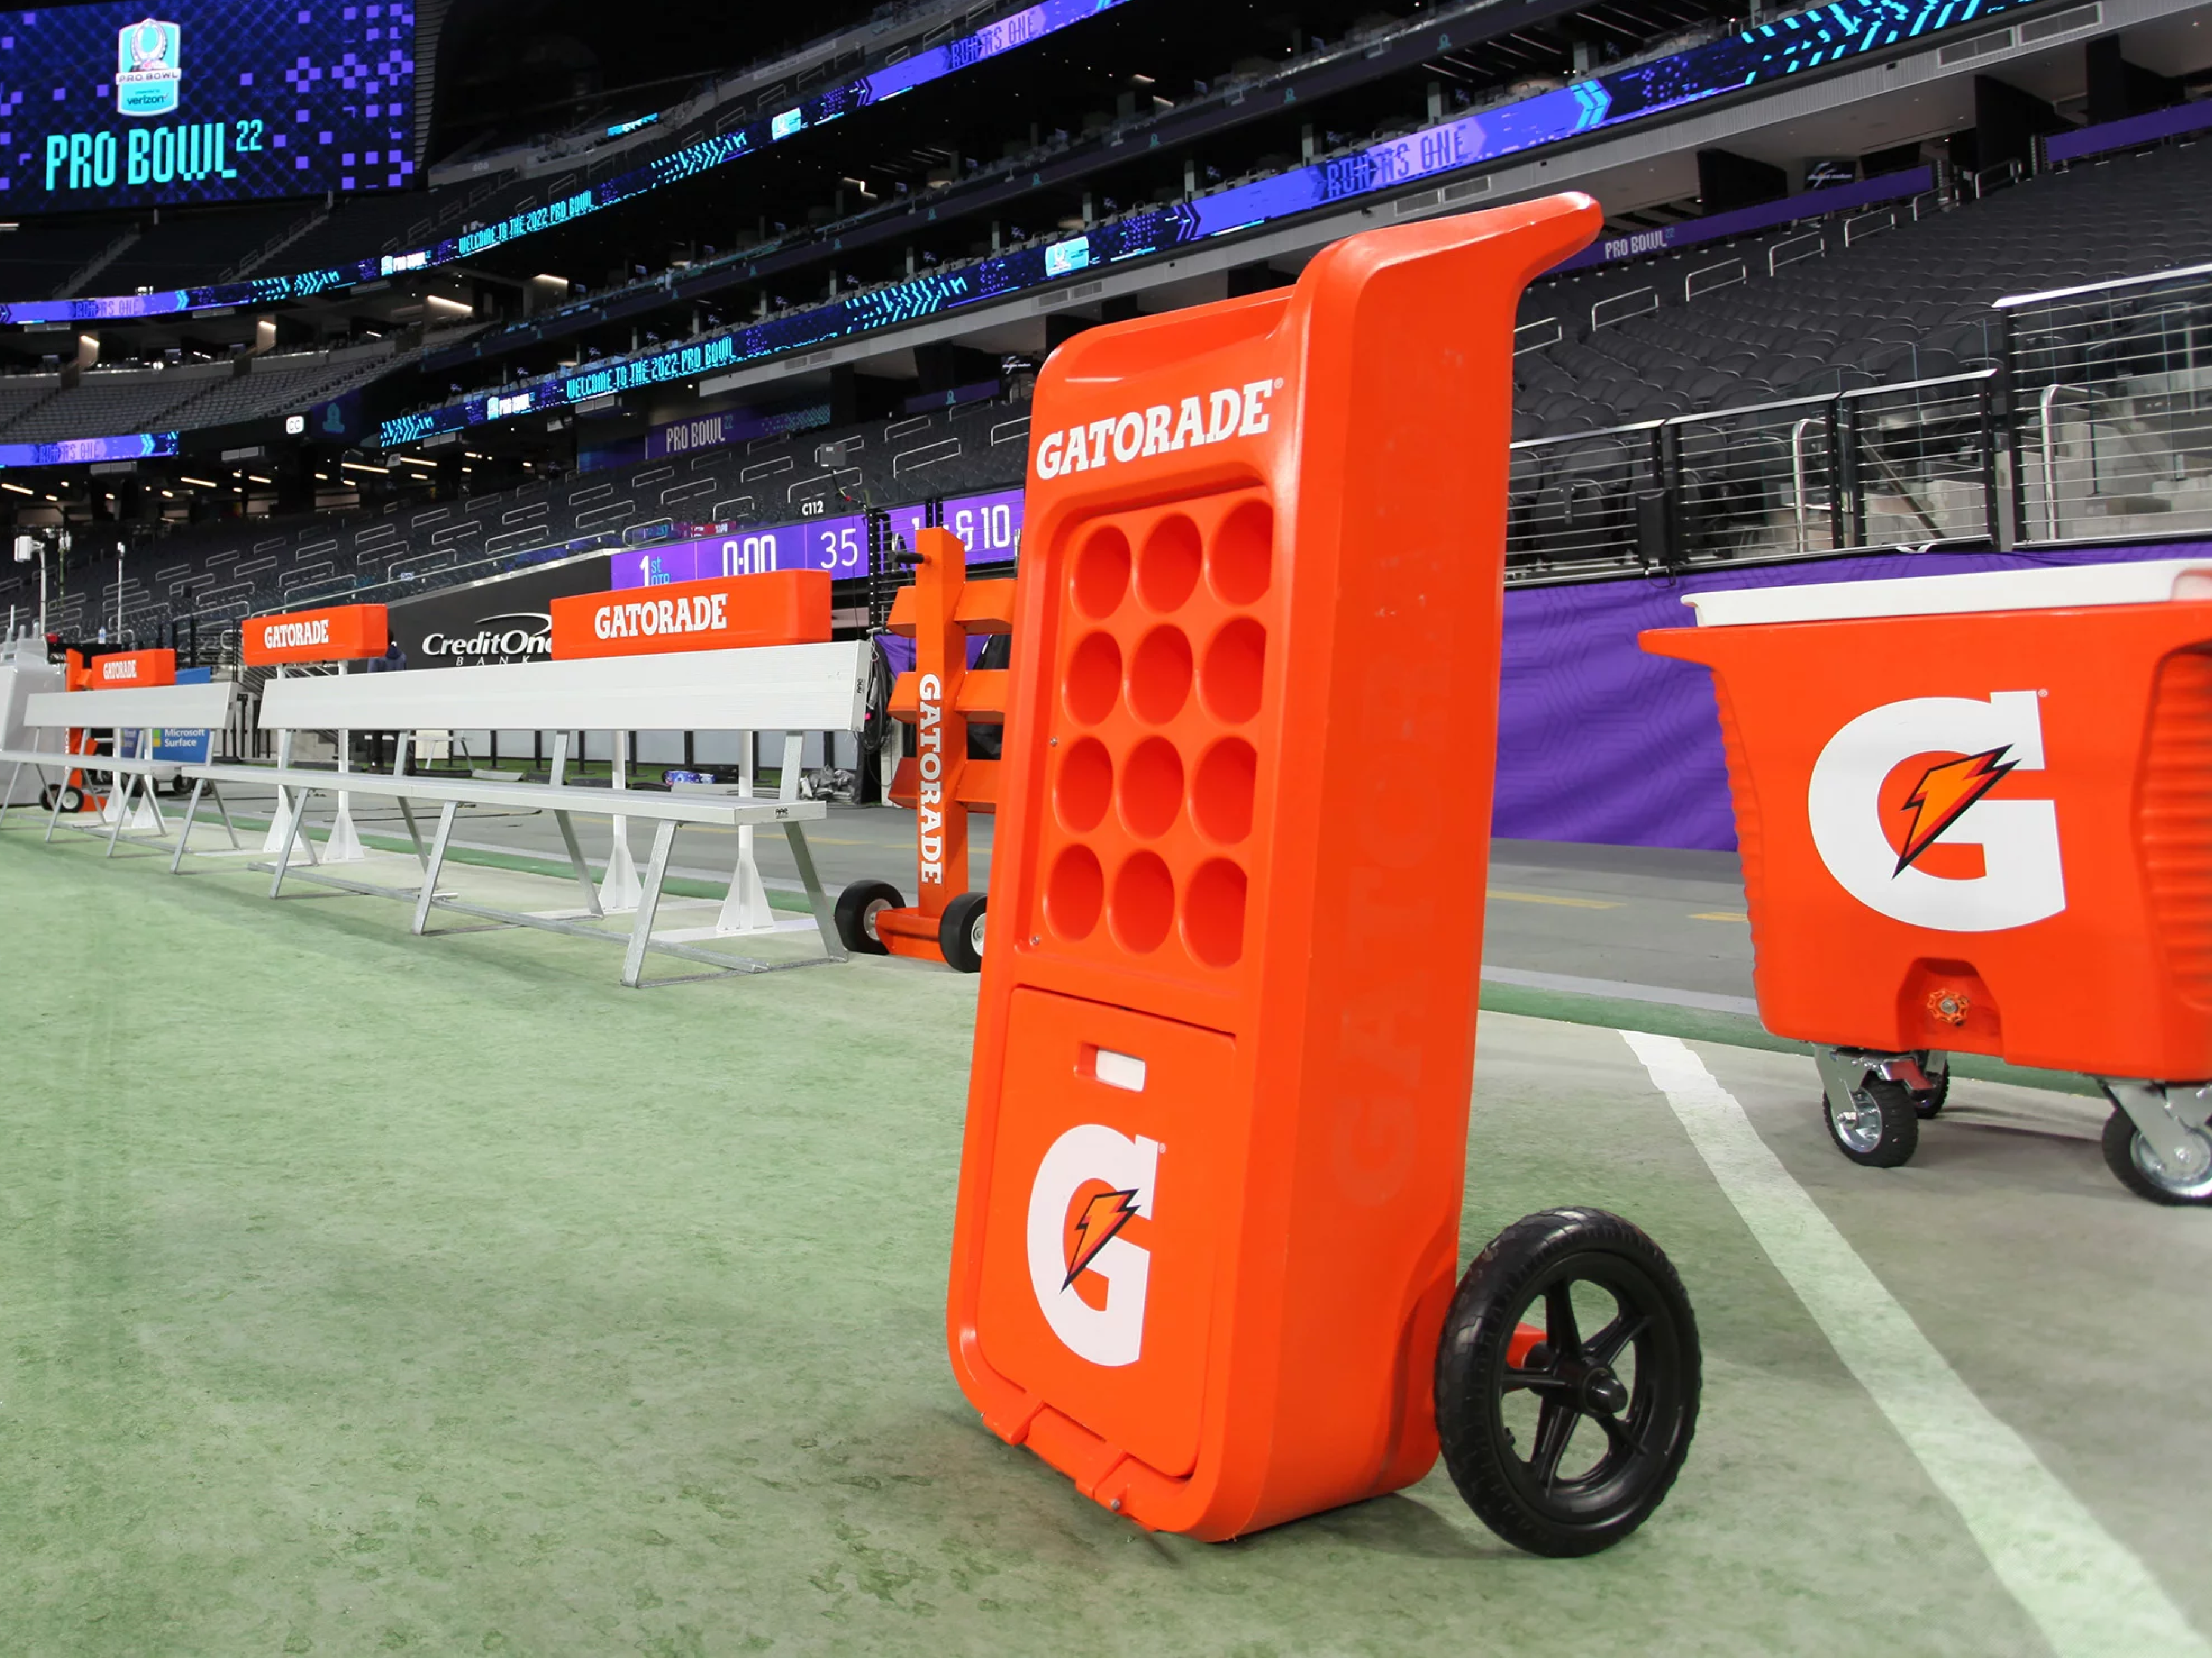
[1621,1029,2207,1658]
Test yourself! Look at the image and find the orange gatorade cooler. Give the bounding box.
[948,194,1705,1558]
[1643,557,2212,1206]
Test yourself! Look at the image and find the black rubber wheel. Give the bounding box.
[57,784,84,813]
[2100,1106,2212,1206]
[833,880,903,955]
[938,890,987,973]
[1435,1207,1700,1558]
[1825,1074,1919,1167]
[37,785,52,811]
[1911,1057,1949,1119]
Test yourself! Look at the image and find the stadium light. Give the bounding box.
[180,476,220,488]
[1,481,32,497]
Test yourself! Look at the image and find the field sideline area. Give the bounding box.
[2,830,2205,1657]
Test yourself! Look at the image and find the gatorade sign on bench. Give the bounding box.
[947,197,1607,1541]
[549,569,830,660]
[89,648,176,686]
[243,605,390,666]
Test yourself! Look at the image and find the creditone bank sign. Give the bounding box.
[418,611,553,663]
[386,554,614,669]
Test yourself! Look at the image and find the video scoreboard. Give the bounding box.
[0,0,415,214]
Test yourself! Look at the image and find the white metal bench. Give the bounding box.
[184,641,872,988]
[0,681,242,860]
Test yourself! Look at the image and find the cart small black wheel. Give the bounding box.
[2101,1106,2212,1206]
[1825,1074,1918,1167]
[833,880,903,955]
[1910,1056,1949,1119]
[58,784,84,813]
[1434,1207,1700,1558]
[37,784,52,810]
[938,890,987,974]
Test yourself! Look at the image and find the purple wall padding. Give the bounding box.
[1493,541,2212,850]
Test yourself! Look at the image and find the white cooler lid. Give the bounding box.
[1685,557,2212,627]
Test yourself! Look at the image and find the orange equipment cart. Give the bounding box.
[1643,558,2212,1206]
[835,525,1010,972]
[946,196,1703,1558]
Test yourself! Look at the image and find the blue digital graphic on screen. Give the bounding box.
[0,0,415,214]
[0,429,175,468]
[0,0,1117,320]
[379,0,2037,448]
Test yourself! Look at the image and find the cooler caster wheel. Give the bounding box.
[1910,1054,1949,1119]
[2101,1107,2212,1206]
[38,785,52,811]
[938,890,987,974]
[57,785,84,813]
[833,880,903,955]
[1434,1207,1700,1558]
[1825,1074,1918,1167]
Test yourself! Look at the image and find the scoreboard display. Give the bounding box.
[0,0,415,215]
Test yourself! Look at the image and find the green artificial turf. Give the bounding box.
[0,830,2057,1656]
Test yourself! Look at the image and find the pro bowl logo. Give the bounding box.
[116,18,183,117]
[1806,690,2065,932]
[1025,1124,1159,1367]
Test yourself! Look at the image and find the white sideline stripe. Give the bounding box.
[1620,1029,2208,1658]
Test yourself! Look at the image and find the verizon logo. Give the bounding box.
[1033,380,1280,480]
[261,618,332,649]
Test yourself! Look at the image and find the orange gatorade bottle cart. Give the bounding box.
[1643,558,2212,1206]
[949,196,1704,1558]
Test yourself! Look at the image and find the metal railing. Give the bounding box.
[1506,371,2000,581]
[1507,261,2212,581]
[2000,264,2212,546]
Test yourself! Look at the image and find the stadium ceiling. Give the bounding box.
[430,0,897,161]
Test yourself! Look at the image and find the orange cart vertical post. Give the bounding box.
[843,527,1014,972]
[947,196,1621,1543]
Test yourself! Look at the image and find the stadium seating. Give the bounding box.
[1515,141,2212,437]
[0,388,1033,641]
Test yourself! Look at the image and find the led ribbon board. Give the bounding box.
[607,487,1027,587]
[0,0,1124,324]
[0,0,413,216]
[379,0,2052,448]
[0,431,176,469]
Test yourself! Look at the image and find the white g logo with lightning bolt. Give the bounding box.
[1807,690,2066,932]
[1025,1124,1159,1368]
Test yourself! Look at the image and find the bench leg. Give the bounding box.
[552,810,604,918]
[269,787,313,898]
[103,768,135,858]
[412,802,458,935]
[783,821,849,963]
[43,765,70,843]
[0,758,24,828]
[212,784,240,849]
[171,778,207,873]
[621,821,678,989]
[396,796,428,868]
[144,777,169,837]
